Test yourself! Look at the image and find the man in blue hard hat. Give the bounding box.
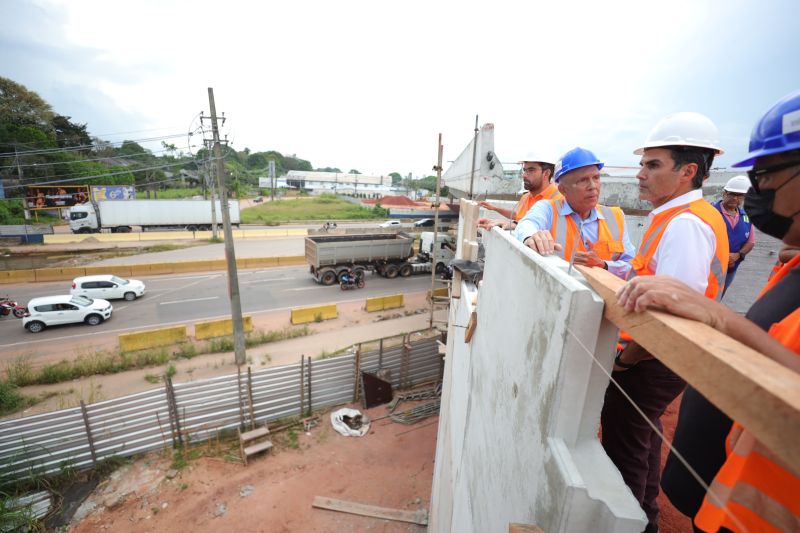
[515,147,635,279]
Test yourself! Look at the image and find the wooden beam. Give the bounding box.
[576,265,800,473]
[312,496,428,525]
[509,524,545,533]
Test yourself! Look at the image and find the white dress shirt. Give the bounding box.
[647,189,716,294]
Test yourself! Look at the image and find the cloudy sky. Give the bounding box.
[2,0,798,176]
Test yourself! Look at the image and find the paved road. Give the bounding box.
[0,265,435,353]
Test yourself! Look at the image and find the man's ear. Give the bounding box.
[680,162,698,185]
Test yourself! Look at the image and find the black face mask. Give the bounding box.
[744,184,799,240]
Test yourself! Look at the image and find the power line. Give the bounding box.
[0,133,190,158]
[3,158,220,190]
[0,144,195,171]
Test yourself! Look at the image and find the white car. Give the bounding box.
[23,295,113,333]
[379,220,402,228]
[71,275,146,301]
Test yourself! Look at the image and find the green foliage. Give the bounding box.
[315,166,342,173]
[348,169,361,174]
[0,379,36,416]
[0,199,26,224]
[0,76,54,131]
[389,172,403,185]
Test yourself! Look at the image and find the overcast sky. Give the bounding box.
[2,0,798,177]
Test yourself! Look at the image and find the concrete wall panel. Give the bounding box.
[194,316,253,340]
[430,229,646,533]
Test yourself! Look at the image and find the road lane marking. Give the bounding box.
[243,277,291,284]
[285,286,325,291]
[2,289,430,349]
[159,296,219,306]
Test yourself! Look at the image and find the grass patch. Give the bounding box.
[144,374,160,384]
[0,380,38,416]
[136,187,203,200]
[143,243,184,253]
[3,326,313,388]
[240,194,385,223]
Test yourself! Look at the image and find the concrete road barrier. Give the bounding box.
[42,228,309,245]
[119,325,187,352]
[291,304,337,325]
[428,287,449,298]
[0,256,307,284]
[195,316,253,340]
[365,294,404,312]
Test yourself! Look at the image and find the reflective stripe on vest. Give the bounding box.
[513,183,562,221]
[694,254,800,533]
[628,199,729,301]
[548,199,626,261]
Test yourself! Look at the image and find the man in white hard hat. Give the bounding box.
[477,152,560,230]
[601,112,730,533]
[713,175,755,297]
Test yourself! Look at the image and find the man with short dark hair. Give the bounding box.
[602,112,730,533]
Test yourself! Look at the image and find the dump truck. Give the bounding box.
[305,231,455,285]
[68,200,240,233]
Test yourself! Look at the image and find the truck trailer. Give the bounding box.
[68,200,241,233]
[305,231,455,285]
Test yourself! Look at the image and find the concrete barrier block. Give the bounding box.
[382,294,404,310]
[0,269,37,284]
[34,267,88,282]
[83,265,134,277]
[130,263,175,276]
[195,316,253,339]
[429,287,449,298]
[119,325,187,352]
[291,304,337,324]
[139,231,193,241]
[365,296,384,312]
[170,260,218,273]
[278,256,306,266]
[240,257,279,268]
[285,229,308,236]
[43,234,87,244]
[95,234,140,242]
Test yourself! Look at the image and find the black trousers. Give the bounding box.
[601,359,687,528]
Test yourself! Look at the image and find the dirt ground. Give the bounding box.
[68,404,438,533]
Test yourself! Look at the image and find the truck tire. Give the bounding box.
[385,264,399,279]
[187,225,198,232]
[354,267,366,279]
[320,270,338,286]
[78,227,92,234]
[435,262,446,274]
[399,263,413,277]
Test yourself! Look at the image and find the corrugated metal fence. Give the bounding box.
[0,334,442,481]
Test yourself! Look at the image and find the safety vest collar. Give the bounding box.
[555,197,604,221]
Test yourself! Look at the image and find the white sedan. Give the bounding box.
[23,295,113,333]
[379,220,402,228]
[71,275,146,301]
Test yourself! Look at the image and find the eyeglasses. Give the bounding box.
[747,159,800,193]
[521,167,541,174]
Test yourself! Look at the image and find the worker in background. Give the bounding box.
[714,175,755,298]
[618,89,800,533]
[478,152,560,230]
[601,112,729,533]
[514,147,635,279]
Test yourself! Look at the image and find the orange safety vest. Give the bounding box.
[547,198,627,261]
[629,198,729,301]
[694,254,800,533]
[512,183,562,221]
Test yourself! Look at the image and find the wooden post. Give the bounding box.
[79,400,98,466]
[401,335,411,389]
[306,355,313,417]
[577,264,800,473]
[300,355,305,417]
[236,366,246,430]
[353,343,362,402]
[378,339,384,371]
[164,376,183,447]
[247,367,256,431]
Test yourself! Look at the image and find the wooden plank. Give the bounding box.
[240,426,270,442]
[576,265,800,473]
[243,440,273,456]
[312,496,428,526]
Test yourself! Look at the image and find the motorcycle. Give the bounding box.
[0,296,26,318]
[339,272,365,290]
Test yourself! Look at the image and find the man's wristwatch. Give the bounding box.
[603,261,608,270]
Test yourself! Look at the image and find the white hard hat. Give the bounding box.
[723,175,751,194]
[634,112,724,155]
[518,151,555,165]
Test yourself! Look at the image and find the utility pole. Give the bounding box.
[206,87,247,366]
[468,115,479,199]
[203,139,219,239]
[268,160,276,202]
[429,134,444,328]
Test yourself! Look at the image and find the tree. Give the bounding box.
[52,115,91,150]
[316,166,342,173]
[348,169,361,174]
[389,172,402,185]
[0,77,54,132]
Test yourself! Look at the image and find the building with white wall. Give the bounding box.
[281,171,394,198]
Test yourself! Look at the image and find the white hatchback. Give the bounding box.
[379,220,402,228]
[23,295,113,333]
[71,275,146,301]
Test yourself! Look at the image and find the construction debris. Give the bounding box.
[331,408,371,437]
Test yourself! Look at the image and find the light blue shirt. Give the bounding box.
[515,199,635,279]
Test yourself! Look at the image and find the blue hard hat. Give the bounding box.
[733,89,800,168]
[554,147,604,182]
